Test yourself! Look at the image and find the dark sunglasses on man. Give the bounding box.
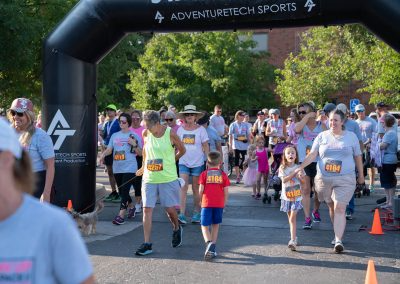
[10,110,24,117]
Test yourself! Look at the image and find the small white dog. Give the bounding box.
[71,184,107,236]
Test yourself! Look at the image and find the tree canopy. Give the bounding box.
[127,32,275,114]
[275,24,400,109]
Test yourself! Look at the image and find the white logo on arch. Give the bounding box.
[304,0,316,12]
[47,109,76,150]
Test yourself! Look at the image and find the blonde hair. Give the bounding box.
[7,110,36,147]
[14,151,35,194]
[280,145,299,169]
[247,144,256,156]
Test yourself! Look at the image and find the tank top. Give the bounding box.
[256,148,269,173]
[268,119,284,145]
[143,127,177,183]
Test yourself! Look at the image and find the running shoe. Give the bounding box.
[172,225,183,248]
[345,210,353,220]
[236,177,240,184]
[312,210,321,223]
[334,240,344,253]
[111,194,122,203]
[135,204,142,215]
[369,184,375,193]
[127,207,136,219]
[112,215,125,225]
[255,193,261,200]
[191,212,201,224]
[205,243,217,260]
[204,241,213,260]
[288,239,296,251]
[135,243,153,256]
[178,214,187,225]
[331,238,344,245]
[302,217,312,229]
[104,191,118,202]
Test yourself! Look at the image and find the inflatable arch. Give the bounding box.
[43,0,400,211]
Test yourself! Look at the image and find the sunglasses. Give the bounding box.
[184,113,195,117]
[131,117,141,120]
[119,120,128,124]
[298,111,307,115]
[356,110,364,113]
[165,118,174,122]
[10,110,24,117]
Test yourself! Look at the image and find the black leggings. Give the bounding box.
[234,149,247,169]
[33,171,46,199]
[114,173,137,210]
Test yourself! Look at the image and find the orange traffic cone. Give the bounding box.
[67,200,73,211]
[365,260,378,284]
[369,209,384,235]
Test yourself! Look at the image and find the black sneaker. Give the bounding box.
[135,243,153,256]
[345,210,353,220]
[172,225,183,248]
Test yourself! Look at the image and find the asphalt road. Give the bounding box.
[86,168,400,283]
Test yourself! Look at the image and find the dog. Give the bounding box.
[70,183,107,236]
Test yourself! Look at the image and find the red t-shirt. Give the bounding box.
[199,168,230,208]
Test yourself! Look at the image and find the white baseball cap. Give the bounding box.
[336,103,348,114]
[355,104,365,112]
[0,118,22,159]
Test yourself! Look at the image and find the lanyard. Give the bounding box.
[106,118,117,137]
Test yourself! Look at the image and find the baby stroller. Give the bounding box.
[262,142,292,204]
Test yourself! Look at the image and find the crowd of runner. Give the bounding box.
[1,98,398,262]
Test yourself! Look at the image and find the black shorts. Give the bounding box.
[304,162,317,178]
[379,163,397,189]
[33,170,46,198]
[104,154,113,166]
[234,149,247,168]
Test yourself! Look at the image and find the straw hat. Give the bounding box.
[178,105,203,119]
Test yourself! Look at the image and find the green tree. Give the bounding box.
[275,24,400,109]
[127,32,275,114]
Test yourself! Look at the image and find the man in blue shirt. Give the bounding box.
[102,104,121,202]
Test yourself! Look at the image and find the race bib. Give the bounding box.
[182,134,195,145]
[237,134,247,141]
[114,151,126,161]
[285,184,301,200]
[306,145,311,155]
[147,159,163,171]
[206,170,223,184]
[324,159,342,173]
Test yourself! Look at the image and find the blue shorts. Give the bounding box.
[178,164,204,177]
[200,208,223,226]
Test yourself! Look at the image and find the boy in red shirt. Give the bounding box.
[199,151,230,260]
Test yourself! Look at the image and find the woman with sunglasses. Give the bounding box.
[176,105,209,224]
[229,110,252,184]
[164,111,180,134]
[100,113,143,225]
[295,102,327,229]
[7,98,55,202]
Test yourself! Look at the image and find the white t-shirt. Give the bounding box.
[0,195,93,283]
[278,164,303,202]
[311,130,362,176]
[210,114,226,136]
[177,126,209,168]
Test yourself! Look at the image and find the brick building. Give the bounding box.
[251,27,374,119]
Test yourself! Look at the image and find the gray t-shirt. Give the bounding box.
[382,128,398,164]
[229,121,251,151]
[297,122,324,162]
[108,130,142,174]
[311,130,362,176]
[26,128,55,172]
[344,119,363,142]
[356,117,377,144]
[206,125,221,152]
[210,114,225,136]
[0,194,93,283]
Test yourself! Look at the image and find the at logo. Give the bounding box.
[304,0,316,12]
[155,11,164,23]
[47,109,76,150]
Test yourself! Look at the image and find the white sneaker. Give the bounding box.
[334,240,344,253]
[135,204,142,214]
[288,239,296,251]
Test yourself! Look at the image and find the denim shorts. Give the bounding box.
[178,164,204,177]
[200,207,223,226]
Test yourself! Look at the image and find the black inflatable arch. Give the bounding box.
[43,0,400,211]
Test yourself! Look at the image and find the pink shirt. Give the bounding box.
[130,126,145,145]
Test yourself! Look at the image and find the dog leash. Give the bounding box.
[77,174,141,214]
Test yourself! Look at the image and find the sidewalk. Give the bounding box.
[86,167,400,283]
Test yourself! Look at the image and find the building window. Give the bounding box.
[239,33,268,52]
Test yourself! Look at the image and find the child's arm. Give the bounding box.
[223,186,229,206]
[250,152,257,161]
[280,168,297,183]
[199,184,204,207]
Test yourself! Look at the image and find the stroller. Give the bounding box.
[262,142,292,204]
